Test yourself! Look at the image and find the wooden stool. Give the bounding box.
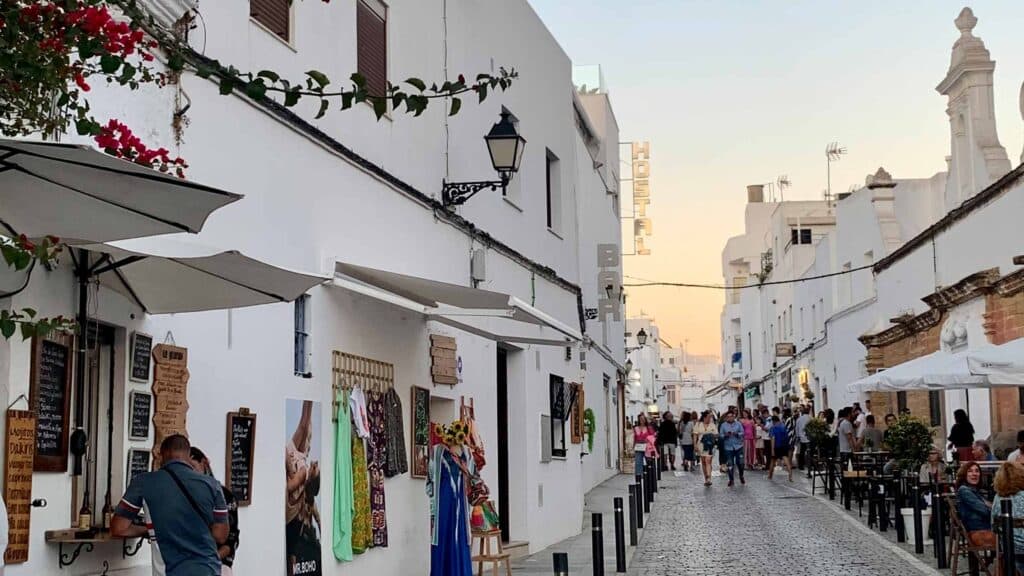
[472,529,512,576]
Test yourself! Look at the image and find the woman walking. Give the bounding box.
[741,409,756,469]
[658,411,679,471]
[678,412,694,472]
[632,414,653,477]
[693,411,718,487]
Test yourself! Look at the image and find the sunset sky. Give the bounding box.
[529,0,1024,360]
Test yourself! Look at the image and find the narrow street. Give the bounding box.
[628,469,934,576]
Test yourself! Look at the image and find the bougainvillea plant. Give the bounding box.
[0,0,517,338]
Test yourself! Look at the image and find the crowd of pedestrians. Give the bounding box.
[630,403,815,488]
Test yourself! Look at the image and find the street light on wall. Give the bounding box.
[442,112,527,207]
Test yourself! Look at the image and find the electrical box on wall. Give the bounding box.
[471,249,486,283]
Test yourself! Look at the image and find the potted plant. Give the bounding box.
[805,417,831,461]
[887,415,935,543]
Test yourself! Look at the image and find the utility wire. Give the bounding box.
[623,262,876,290]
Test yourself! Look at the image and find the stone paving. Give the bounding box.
[627,467,938,576]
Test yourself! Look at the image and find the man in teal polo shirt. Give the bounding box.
[112,434,228,575]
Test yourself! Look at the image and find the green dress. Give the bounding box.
[351,433,373,553]
[332,390,354,561]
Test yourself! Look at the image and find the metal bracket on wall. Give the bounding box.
[58,541,94,569]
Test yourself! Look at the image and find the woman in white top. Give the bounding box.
[692,412,718,487]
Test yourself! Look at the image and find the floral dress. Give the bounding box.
[351,430,372,553]
[367,392,389,547]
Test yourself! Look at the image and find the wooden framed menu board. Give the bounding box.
[129,332,153,383]
[129,391,152,440]
[4,409,36,564]
[29,332,73,472]
[225,409,256,506]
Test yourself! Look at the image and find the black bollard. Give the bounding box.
[878,479,889,532]
[648,462,658,496]
[1001,499,1015,576]
[643,473,651,514]
[911,483,924,554]
[553,552,569,576]
[894,477,905,543]
[592,513,605,576]
[827,457,836,501]
[627,486,638,545]
[614,497,626,573]
[935,487,947,569]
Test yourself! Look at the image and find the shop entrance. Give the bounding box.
[496,347,510,543]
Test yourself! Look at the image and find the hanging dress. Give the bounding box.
[427,445,473,576]
[332,388,354,562]
[367,391,389,547]
[383,388,408,477]
[351,425,372,553]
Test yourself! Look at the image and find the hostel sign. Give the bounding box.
[632,142,652,256]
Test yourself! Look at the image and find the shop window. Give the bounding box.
[357,0,388,97]
[928,391,941,426]
[294,295,311,377]
[250,0,291,42]
[896,391,907,414]
[548,375,567,458]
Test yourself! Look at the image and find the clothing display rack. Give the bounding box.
[331,351,394,422]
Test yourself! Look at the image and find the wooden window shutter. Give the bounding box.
[357,0,387,97]
[250,0,290,41]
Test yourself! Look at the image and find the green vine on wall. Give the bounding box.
[583,408,596,452]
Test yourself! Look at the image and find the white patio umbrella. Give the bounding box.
[967,338,1024,386]
[0,139,241,243]
[78,235,329,314]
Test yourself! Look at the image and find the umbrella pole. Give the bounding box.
[70,248,89,477]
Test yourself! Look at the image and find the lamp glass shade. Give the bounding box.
[636,328,648,347]
[485,113,526,174]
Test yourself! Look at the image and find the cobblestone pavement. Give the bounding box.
[628,468,937,576]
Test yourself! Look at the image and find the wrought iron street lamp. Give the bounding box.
[442,112,527,207]
[636,328,648,347]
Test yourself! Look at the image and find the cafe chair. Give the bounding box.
[944,494,995,576]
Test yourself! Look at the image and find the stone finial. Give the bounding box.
[866,167,896,189]
[955,7,977,36]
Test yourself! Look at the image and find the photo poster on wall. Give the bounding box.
[285,399,322,576]
[411,386,430,479]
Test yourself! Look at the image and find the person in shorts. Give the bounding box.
[678,412,695,472]
[657,411,679,471]
[768,415,793,482]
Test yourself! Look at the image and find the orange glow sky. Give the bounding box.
[530,0,1024,360]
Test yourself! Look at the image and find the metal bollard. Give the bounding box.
[591,513,605,576]
[894,477,905,543]
[1001,498,1015,576]
[934,486,947,569]
[643,473,651,514]
[614,497,626,573]
[878,479,889,533]
[827,457,836,500]
[627,486,638,545]
[553,552,569,576]
[911,483,924,554]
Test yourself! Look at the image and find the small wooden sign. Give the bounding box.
[4,409,36,564]
[129,332,153,383]
[429,335,458,386]
[410,387,430,479]
[129,392,152,440]
[226,409,257,506]
[570,384,585,445]
[29,332,73,472]
[152,344,189,469]
[127,449,150,482]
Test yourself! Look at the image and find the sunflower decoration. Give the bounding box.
[439,419,470,447]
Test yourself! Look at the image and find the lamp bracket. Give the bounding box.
[441,175,509,207]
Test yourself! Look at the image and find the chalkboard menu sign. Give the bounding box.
[30,333,73,472]
[226,409,256,506]
[130,332,153,383]
[127,449,150,482]
[129,392,152,440]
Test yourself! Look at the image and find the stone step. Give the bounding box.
[504,540,530,561]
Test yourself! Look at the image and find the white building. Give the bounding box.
[0,1,626,574]
[720,7,1024,451]
[624,317,660,420]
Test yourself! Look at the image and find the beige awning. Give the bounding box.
[333,261,582,344]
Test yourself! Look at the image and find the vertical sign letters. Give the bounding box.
[596,243,621,323]
[632,141,652,256]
